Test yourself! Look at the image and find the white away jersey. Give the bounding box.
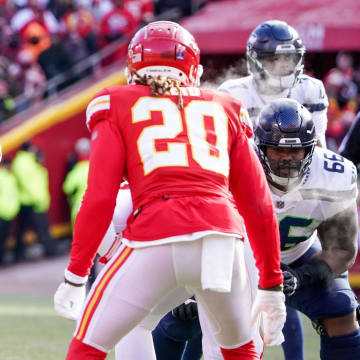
[218,74,329,142]
[273,147,357,264]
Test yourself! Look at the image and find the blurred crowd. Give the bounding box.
[0,140,56,265]
[0,137,90,265]
[0,0,209,122]
[323,52,360,151]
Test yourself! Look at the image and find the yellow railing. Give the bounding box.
[0,69,127,154]
[0,68,127,240]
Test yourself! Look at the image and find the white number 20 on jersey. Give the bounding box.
[132,97,229,177]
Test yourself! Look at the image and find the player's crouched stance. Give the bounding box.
[255,98,360,360]
[53,21,286,360]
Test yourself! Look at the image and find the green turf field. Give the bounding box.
[0,295,115,360]
[263,315,320,360]
[0,294,320,360]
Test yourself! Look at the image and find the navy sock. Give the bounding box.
[282,307,304,360]
[181,331,203,360]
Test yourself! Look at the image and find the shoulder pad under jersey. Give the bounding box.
[218,76,252,95]
[295,75,329,112]
[218,76,261,122]
[239,106,253,138]
[301,147,357,203]
[86,89,111,132]
[221,89,253,138]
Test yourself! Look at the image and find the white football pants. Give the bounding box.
[74,235,255,356]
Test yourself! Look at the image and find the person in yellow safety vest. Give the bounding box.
[0,157,20,265]
[63,138,90,228]
[11,141,57,262]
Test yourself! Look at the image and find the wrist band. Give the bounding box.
[258,284,284,291]
[64,277,86,287]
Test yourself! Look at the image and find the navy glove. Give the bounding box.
[281,259,333,297]
[281,263,299,296]
[172,297,198,321]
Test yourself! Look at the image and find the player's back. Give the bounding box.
[86,84,253,242]
[89,84,249,206]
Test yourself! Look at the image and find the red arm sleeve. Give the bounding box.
[68,120,125,276]
[229,132,283,289]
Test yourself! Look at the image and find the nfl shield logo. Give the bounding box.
[276,201,285,209]
[176,45,185,60]
[132,53,142,63]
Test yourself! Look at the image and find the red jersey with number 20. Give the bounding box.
[69,84,282,289]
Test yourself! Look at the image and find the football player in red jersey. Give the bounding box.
[54,21,286,360]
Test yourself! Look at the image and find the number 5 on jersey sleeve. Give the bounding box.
[132,97,229,176]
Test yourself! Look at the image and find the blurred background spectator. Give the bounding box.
[37,33,75,90]
[98,0,138,63]
[0,157,20,265]
[0,55,23,98]
[339,112,360,171]
[11,141,57,262]
[63,137,90,228]
[324,52,355,96]
[125,0,154,25]
[0,79,16,122]
[10,0,60,38]
[0,0,16,55]
[324,52,359,150]
[15,48,46,110]
[60,0,99,56]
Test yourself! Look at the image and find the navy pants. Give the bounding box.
[152,311,202,360]
[285,242,359,360]
[286,242,358,321]
[153,242,358,360]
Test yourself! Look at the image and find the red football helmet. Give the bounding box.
[126,21,203,86]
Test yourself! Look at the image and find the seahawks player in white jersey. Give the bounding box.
[99,98,359,360]
[217,20,329,360]
[218,20,328,148]
[255,98,360,360]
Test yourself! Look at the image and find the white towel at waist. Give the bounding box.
[201,235,237,293]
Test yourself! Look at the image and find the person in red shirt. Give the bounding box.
[98,0,137,62]
[54,21,285,360]
[124,0,154,24]
[60,0,99,55]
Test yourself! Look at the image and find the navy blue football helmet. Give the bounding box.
[247,20,305,92]
[255,98,316,190]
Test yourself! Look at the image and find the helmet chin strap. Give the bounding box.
[263,154,303,191]
[269,172,299,186]
[266,72,297,91]
[268,173,300,192]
